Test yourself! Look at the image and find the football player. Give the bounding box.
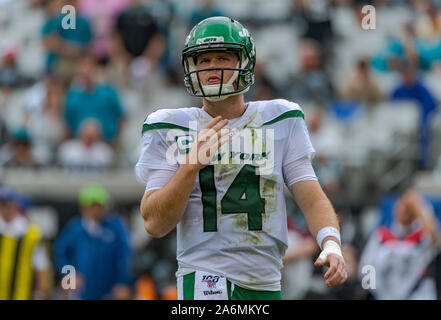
[135,16,347,300]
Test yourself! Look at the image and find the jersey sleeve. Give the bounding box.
[135,129,179,185]
[145,169,176,192]
[282,118,317,188]
[283,117,316,166]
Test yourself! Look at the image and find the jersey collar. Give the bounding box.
[199,102,256,129]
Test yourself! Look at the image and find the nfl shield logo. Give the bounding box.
[201,275,220,289]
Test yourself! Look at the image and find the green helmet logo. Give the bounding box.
[182,16,256,101]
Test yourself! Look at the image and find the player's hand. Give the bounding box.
[314,243,348,287]
[185,116,231,171]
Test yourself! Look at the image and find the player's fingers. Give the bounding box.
[327,268,345,287]
[214,135,231,156]
[203,134,226,159]
[199,123,230,146]
[204,116,223,129]
[197,133,220,164]
[207,130,220,146]
[325,263,342,286]
[324,260,338,279]
[337,268,347,285]
[208,127,231,146]
[339,262,348,283]
[328,262,347,286]
[197,130,209,143]
[334,263,345,282]
[324,256,337,277]
[220,127,232,137]
[342,270,348,284]
[218,133,231,148]
[198,135,207,144]
[212,118,229,132]
[198,128,218,146]
[314,258,323,267]
[326,275,341,287]
[216,128,232,142]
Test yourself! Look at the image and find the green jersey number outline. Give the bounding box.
[199,164,265,232]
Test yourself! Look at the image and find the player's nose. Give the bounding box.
[207,59,220,69]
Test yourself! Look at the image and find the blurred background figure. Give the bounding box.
[284,39,335,108]
[246,61,278,101]
[371,23,422,72]
[64,54,125,145]
[290,0,334,52]
[390,61,438,169]
[0,186,51,300]
[57,118,114,171]
[359,189,440,300]
[53,183,132,300]
[307,107,342,198]
[42,0,93,88]
[0,46,33,91]
[189,0,225,28]
[112,0,166,87]
[1,128,41,169]
[340,58,383,109]
[23,76,66,166]
[416,2,441,43]
[281,214,318,300]
[78,0,129,64]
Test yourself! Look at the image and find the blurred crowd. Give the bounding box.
[0,0,441,299]
[0,0,440,170]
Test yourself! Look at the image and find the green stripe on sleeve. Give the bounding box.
[142,122,191,134]
[142,110,304,135]
[263,110,304,126]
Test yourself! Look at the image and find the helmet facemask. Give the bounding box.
[182,43,254,101]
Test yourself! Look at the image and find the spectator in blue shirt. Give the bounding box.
[53,183,132,300]
[42,0,93,87]
[65,54,125,143]
[371,21,441,73]
[189,0,225,28]
[391,62,438,169]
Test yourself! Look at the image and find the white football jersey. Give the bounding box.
[135,99,316,291]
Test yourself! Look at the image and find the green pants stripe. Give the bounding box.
[183,272,196,300]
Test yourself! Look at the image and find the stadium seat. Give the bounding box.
[254,24,300,84]
[425,72,441,101]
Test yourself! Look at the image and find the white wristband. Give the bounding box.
[318,240,343,264]
[316,226,341,250]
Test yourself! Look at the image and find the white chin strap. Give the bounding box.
[202,84,236,101]
[204,85,250,101]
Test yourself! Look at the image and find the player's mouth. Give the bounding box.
[207,76,221,84]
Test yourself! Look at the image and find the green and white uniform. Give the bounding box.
[135,99,316,295]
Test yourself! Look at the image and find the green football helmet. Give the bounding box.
[182,16,256,101]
